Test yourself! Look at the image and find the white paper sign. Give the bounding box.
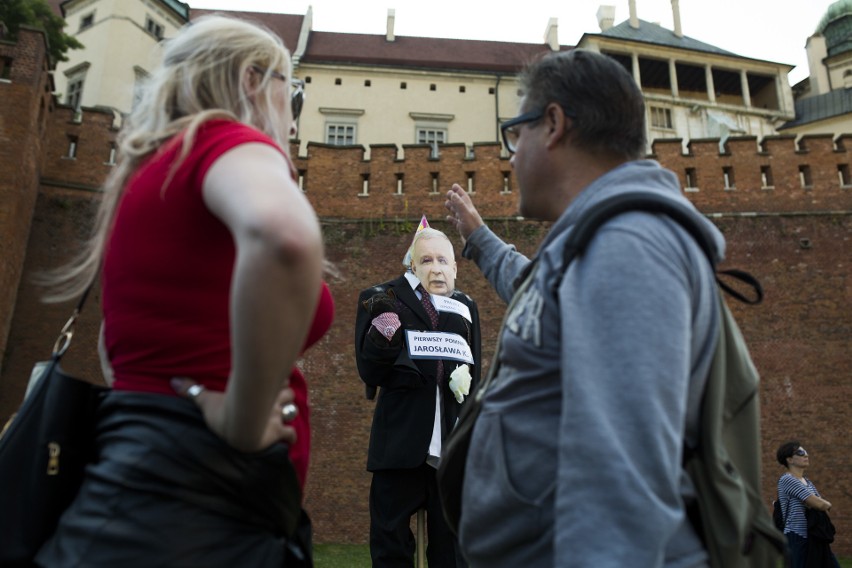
[430,295,472,323]
[405,331,474,364]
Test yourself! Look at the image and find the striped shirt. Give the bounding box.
[777,473,820,538]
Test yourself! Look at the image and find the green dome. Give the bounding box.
[816,0,852,57]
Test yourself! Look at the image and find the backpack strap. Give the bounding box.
[561,192,762,305]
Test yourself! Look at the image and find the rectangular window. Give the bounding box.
[67,77,84,110]
[395,173,404,195]
[66,135,78,159]
[360,174,369,196]
[430,172,439,194]
[0,57,12,80]
[298,170,306,191]
[417,128,446,158]
[838,164,850,187]
[650,106,673,129]
[146,17,164,39]
[799,165,812,188]
[79,13,94,31]
[326,124,355,145]
[501,172,512,194]
[760,166,774,189]
[133,68,149,110]
[684,168,698,192]
[466,172,475,194]
[723,166,735,190]
[106,143,116,165]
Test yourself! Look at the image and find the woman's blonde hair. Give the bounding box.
[41,14,294,302]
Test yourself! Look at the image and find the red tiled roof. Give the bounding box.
[303,31,569,73]
[189,9,304,53]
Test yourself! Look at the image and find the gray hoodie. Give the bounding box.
[458,160,721,568]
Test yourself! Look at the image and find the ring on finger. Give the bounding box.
[281,403,299,423]
[187,384,206,399]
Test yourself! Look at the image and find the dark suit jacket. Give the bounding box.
[355,274,481,471]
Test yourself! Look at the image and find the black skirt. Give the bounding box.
[36,391,310,567]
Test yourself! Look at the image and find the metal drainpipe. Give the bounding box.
[494,74,502,142]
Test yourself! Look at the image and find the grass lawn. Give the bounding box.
[314,544,372,567]
[313,545,852,568]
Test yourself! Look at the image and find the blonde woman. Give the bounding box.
[36,15,332,566]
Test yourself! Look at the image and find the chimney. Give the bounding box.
[628,0,639,29]
[671,0,683,37]
[596,5,615,32]
[386,8,395,42]
[544,17,559,50]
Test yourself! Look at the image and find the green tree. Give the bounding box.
[0,0,83,64]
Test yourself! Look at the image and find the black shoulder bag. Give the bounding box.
[0,287,109,566]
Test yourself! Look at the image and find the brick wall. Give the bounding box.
[0,27,52,376]
[41,105,117,190]
[3,196,848,552]
[0,42,850,553]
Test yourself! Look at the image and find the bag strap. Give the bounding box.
[51,284,93,359]
[561,192,762,306]
[479,192,763,405]
[783,495,790,527]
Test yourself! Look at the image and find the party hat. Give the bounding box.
[403,215,430,268]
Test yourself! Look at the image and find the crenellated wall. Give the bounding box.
[37,110,852,219]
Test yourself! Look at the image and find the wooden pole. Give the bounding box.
[416,508,426,567]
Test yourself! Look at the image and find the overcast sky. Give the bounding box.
[192,0,836,85]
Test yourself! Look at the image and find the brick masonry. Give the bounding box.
[1,28,850,555]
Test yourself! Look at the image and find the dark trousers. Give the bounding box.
[788,532,842,568]
[787,533,807,568]
[370,464,465,568]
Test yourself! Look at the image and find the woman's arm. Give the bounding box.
[200,142,323,452]
[97,321,115,387]
[804,494,833,511]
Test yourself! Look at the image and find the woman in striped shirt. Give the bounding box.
[776,441,839,568]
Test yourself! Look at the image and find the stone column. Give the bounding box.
[740,69,752,107]
[705,65,716,103]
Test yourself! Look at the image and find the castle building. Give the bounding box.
[48,0,799,156]
[782,0,852,137]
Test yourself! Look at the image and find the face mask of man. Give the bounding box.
[411,236,457,296]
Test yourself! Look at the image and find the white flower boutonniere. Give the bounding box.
[448,364,472,403]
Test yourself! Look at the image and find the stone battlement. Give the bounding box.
[41,107,852,219]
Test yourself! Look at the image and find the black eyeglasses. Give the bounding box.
[794,449,808,456]
[251,66,305,120]
[500,106,576,153]
[500,110,543,154]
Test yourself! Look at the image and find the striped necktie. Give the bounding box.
[417,284,443,382]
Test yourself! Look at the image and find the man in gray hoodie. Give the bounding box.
[443,49,721,567]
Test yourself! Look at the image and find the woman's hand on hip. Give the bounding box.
[171,377,298,451]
